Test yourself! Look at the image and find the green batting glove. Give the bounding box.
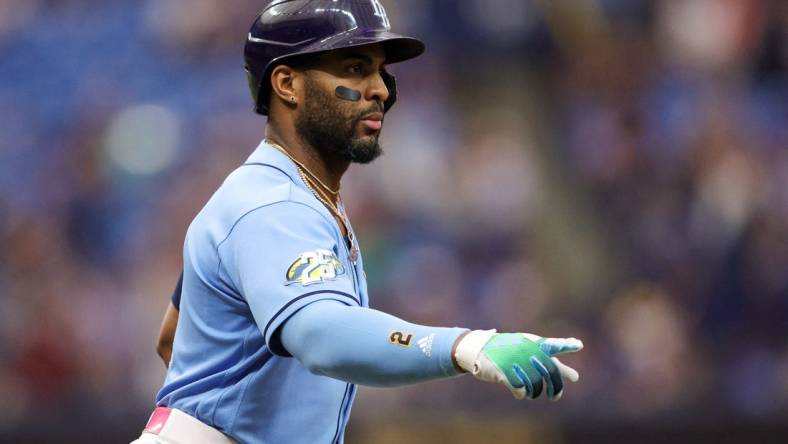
[454,330,583,400]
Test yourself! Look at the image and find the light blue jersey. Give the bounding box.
[157,140,369,444]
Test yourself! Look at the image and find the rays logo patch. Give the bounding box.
[285,249,346,286]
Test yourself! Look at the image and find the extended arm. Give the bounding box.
[280,300,466,387]
[281,299,583,399]
[229,204,583,398]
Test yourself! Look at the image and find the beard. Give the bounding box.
[294,76,383,164]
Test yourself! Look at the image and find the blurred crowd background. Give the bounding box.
[1,0,786,442]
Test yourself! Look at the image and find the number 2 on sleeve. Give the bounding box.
[389,331,413,347]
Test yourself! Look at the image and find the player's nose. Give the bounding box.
[365,71,389,109]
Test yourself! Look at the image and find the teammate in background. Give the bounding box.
[133,1,583,443]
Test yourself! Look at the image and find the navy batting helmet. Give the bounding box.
[244,0,425,115]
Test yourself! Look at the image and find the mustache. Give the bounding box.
[354,103,384,121]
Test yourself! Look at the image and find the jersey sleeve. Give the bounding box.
[218,201,359,356]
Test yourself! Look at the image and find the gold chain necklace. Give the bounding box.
[266,139,339,196]
[266,139,359,262]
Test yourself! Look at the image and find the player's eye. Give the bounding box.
[347,64,363,75]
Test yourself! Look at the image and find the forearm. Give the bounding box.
[280,300,468,387]
[156,302,179,368]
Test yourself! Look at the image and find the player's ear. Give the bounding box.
[270,65,302,110]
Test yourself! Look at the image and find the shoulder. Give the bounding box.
[187,163,334,249]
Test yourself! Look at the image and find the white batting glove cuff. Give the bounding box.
[454,329,497,375]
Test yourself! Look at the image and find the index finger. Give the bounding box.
[539,338,584,356]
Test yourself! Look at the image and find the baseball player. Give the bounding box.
[133,1,584,443]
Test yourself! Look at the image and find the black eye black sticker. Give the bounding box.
[335,85,362,102]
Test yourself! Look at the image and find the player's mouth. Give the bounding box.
[360,112,383,131]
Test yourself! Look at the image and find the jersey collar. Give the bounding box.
[244,139,302,186]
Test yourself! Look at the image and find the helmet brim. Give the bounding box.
[298,30,425,65]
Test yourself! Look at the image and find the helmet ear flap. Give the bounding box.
[381,69,397,113]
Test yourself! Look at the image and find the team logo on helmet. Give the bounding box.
[285,249,346,286]
[370,0,391,29]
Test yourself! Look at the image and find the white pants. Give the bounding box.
[130,407,236,444]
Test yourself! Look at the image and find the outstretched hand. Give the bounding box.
[454,330,583,400]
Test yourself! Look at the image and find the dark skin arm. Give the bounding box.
[156,302,179,368]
